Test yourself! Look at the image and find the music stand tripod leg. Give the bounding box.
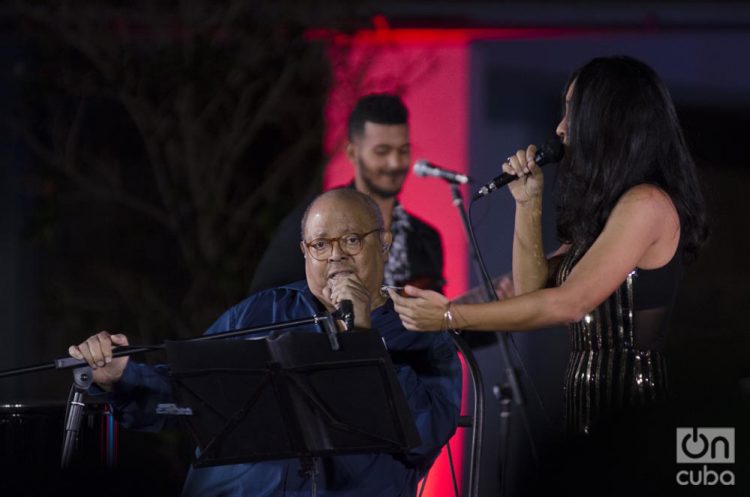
[60,366,93,469]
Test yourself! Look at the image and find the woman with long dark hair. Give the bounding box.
[390,55,708,434]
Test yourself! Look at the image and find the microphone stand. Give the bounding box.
[449,183,538,497]
[60,366,93,468]
[0,312,342,470]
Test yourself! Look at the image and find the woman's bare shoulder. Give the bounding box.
[619,184,677,212]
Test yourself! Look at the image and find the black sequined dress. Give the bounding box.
[556,243,682,435]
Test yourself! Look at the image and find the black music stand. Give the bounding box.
[164,330,421,474]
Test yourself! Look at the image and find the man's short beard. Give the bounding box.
[362,174,400,198]
[358,158,402,199]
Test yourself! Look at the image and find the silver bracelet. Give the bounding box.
[443,303,457,332]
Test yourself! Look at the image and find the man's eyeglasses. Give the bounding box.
[303,229,381,261]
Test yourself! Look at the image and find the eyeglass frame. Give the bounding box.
[302,228,382,261]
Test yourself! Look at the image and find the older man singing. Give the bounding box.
[69,189,461,497]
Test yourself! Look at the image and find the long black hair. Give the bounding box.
[555,56,708,263]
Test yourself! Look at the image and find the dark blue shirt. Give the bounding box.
[102,281,461,497]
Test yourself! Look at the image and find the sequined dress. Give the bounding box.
[556,243,682,435]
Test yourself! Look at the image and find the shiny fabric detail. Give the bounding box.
[557,246,669,435]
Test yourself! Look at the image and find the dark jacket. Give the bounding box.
[98,281,461,497]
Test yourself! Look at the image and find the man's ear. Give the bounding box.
[380,230,393,254]
[345,141,357,165]
[299,241,307,258]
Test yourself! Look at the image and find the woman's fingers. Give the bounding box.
[506,152,523,177]
[401,319,418,331]
[505,147,539,177]
[388,285,437,315]
[514,149,530,175]
[388,287,409,305]
[404,284,435,298]
[389,290,420,322]
[505,145,542,177]
[388,288,409,312]
[526,144,544,178]
[525,144,538,166]
[395,310,420,331]
[388,287,444,332]
[502,144,544,204]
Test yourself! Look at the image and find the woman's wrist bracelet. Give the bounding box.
[443,302,457,332]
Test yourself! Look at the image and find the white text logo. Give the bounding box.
[676,427,735,486]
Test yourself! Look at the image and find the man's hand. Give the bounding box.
[324,273,372,330]
[68,331,130,391]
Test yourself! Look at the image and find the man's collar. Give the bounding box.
[277,279,309,292]
[277,280,326,313]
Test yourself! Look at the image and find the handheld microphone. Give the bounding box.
[337,299,354,331]
[473,139,564,200]
[413,160,471,185]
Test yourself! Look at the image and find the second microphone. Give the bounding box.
[413,160,471,185]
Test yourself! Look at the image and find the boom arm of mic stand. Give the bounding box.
[0,314,339,379]
[0,312,344,471]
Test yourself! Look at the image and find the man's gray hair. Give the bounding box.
[300,189,384,240]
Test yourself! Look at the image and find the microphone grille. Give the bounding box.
[538,138,564,165]
[413,160,430,177]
